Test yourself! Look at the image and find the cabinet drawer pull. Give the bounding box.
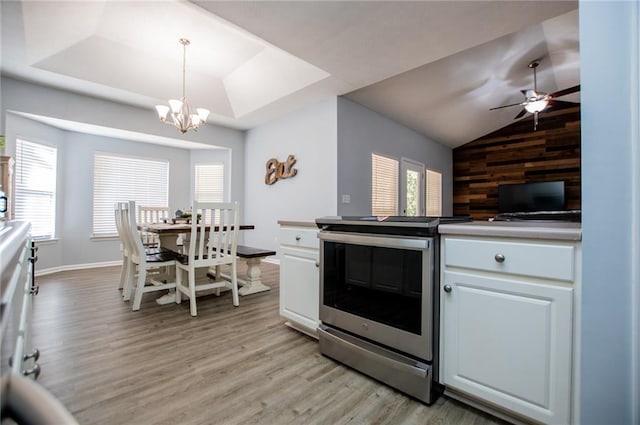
[315,262,319,268]
[494,253,506,263]
[23,363,41,380]
[24,348,40,362]
[443,284,452,293]
[295,235,301,241]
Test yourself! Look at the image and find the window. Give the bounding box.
[426,169,442,216]
[194,163,224,202]
[15,139,57,240]
[371,153,398,216]
[93,153,169,236]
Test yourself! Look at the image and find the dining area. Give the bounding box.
[113,201,275,316]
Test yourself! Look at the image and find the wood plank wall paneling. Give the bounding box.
[453,106,581,220]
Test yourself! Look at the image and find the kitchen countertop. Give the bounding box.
[438,220,582,241]
[277,219,318,228]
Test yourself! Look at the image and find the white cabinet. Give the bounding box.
[278,222,319,337]
[440,234,580,425]
[1,221,38,379]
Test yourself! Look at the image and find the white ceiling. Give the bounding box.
[1,1,579,149]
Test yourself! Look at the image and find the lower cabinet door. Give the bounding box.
[279,247,319,333]
[442,271,573,425]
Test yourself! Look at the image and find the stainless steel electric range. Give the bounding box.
[315,216,470,404]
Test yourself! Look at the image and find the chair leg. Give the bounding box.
[118,255,127,291]
[231,261,239,307]
[175,267,183,304]
[123,261,135,301]
[215,265,221,296]
[132,267,147,311]
[188,267,197,317]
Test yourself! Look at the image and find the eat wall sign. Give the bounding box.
[265,154,298,185]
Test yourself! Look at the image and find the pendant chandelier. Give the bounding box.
[155,38,210,134]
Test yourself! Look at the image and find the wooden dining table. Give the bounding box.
[138,222,255,252]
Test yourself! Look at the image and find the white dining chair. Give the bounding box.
[114,201,133,292]
[137,206,171,250]
[118,200,178,311]
[175,201,239,317]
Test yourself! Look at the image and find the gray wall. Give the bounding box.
[1,77,246,271]
[336,97,453,216]
[243,97,338,255]
[579,1,639,424]
[4,112,193,271]
[0,77,246,212]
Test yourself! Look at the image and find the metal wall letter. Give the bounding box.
[265,154,298,185]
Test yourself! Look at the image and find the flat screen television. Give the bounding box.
[498,181,565,213]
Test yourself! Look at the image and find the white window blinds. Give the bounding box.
[426,169,442,216]
[93,153,169,236]
[15,139,57,240]
[194,163,224,202]
[371,153,398,216]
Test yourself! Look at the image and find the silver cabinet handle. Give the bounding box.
[23,363,41,380]
[443,284,452,293]
[315,262,319,268]
[494,253,505,263]
[24,348,40,362]
[295,235,301,241]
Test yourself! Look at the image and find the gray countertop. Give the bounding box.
[277,219,318,228]
[438,220,582,241]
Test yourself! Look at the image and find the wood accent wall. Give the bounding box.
[453,106,581,220]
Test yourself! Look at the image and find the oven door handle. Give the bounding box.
[319,231,431,250]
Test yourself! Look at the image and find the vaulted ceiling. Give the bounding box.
[1,1,579,148]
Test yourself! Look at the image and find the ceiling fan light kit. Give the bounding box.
[490,59,580,130]
[156,39,210,134]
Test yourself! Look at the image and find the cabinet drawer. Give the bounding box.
[444,237,575,282]
[280,227,319,249]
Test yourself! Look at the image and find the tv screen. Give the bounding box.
[498,181,565,213]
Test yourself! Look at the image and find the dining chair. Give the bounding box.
[114,201,133,292]
[175,201,240,316]
[137,206,171,250]
[119,200,178,311]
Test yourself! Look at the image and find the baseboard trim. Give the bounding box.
[36,260,122,277]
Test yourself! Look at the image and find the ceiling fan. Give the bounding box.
[490,59,580,130]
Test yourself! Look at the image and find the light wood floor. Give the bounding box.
[32,262,507,425]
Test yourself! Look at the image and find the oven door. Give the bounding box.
[319,230,434,361]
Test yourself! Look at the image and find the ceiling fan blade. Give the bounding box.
[548,99,580,108]
[549,84,581,98]
[490,102,523,110]
[514,108,527,120]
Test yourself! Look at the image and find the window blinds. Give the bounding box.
[194,163,224,202]
[15,139,57,240]
[93,153,169,236]
[426,169,442,216]
[371,153,398,216]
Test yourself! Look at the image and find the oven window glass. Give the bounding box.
[323,241,422,334]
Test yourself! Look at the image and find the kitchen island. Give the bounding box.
[438,220,581,425]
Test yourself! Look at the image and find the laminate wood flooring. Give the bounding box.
[31,263,507,425]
